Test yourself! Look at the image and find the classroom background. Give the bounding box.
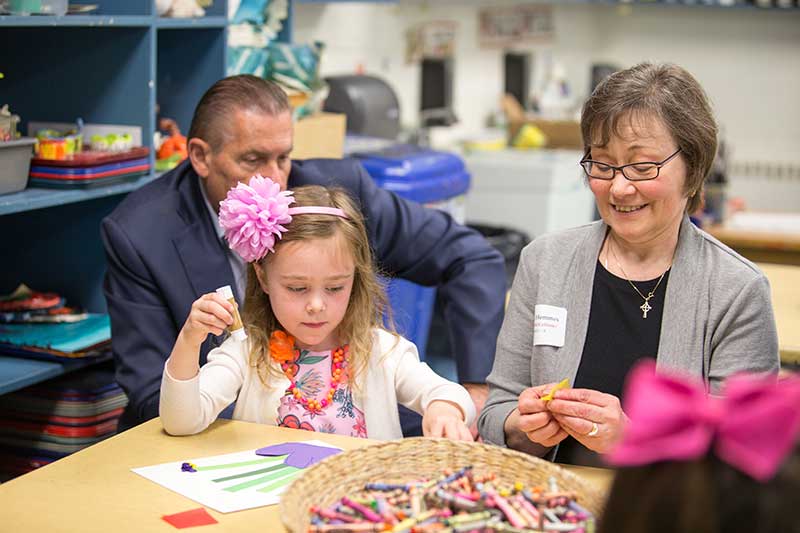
[0,0,798,486]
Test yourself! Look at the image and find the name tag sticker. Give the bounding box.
[533,305,567,347]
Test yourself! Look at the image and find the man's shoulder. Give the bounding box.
[289,158,366,188]
[106,162,192,225]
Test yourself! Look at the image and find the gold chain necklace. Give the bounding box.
[608,239,669,319]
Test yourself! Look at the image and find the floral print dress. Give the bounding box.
[276,345,367,438]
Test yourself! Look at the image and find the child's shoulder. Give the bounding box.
[371,327,395,347]
[371,328,416,357]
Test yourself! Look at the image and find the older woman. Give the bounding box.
[478,62,779,466]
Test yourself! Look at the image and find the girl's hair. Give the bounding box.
[240,185,392,390]
[581,62,718,214]
[598,445,800,533]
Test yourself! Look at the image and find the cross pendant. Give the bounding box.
[640,300,652,319]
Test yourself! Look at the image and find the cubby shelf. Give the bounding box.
[0,2,227,310]
[0,2,227,393]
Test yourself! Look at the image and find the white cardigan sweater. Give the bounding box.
[160,328,475,440]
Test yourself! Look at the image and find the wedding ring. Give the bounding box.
[587,422,599,437]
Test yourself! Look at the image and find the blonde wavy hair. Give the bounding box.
[241,185,394,391]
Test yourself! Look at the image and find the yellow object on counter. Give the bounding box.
[512,123,547,149]
[462,137,507,153]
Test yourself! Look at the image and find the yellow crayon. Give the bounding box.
[540,378,570,402]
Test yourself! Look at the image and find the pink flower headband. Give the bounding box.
[218,175,348,262]
[608,360,800,482]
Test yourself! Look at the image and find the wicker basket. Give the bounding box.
[280,437,606,532]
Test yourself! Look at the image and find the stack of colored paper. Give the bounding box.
[0,363,127,480]
[0,314,111,361]
[0,285,111,361]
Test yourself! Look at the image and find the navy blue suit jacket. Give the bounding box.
[102,158,506,429]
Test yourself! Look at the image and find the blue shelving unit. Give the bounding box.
[0,174,162,216]
[156,16,227,28]
[0,354,112,396]
[0,15,153,26]
[0,1,227,391]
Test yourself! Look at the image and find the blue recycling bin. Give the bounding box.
[354,144,471,360]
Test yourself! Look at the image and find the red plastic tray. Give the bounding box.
[30,146,150,167]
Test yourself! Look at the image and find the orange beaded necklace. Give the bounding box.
[269,331,348,412]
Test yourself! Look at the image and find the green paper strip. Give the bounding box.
[212,462,286,483]
[195,455,287,471]
[256,470,303,494]
[224,465,300,492]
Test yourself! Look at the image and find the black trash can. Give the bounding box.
[467,223,530,290]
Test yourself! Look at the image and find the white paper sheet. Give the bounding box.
[131,440,340,513]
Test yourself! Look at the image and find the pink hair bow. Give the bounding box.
[608,360,800,482]
[218,175,295,262]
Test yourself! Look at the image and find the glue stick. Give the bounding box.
[216,285,247,341]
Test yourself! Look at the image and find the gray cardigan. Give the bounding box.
[478,216,780,448]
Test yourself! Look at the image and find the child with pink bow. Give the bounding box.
[159,177,475,441]
[600,360,800,533]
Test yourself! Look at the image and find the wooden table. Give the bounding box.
[0,419,612,532]
[708,223,800,266]
[760,263,800,365]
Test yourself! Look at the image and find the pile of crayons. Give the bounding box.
[307,466,595,532]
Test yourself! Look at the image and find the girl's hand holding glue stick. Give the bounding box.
[166,285,245,380]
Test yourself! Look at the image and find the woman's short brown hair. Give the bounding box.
[581,62,718,213]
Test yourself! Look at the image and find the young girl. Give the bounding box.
[160,176,475,441]
[599,360,800,533]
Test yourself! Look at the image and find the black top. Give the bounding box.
[555,261,670,467]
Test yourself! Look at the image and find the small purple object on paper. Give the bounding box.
[181,462,197,472]
[255,442,341,468]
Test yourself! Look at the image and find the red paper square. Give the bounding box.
[161,507,218,529]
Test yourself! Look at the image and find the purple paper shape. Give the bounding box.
[255,442,341,468]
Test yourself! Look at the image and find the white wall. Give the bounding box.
[292,1,800,169]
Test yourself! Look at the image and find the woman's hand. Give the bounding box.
[422,400,473,441]
[179,293,234,347]
[514,383,569,448]
[167,293,233,381]
[547,388,628,453]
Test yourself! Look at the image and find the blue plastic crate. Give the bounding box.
[354,143,470,361]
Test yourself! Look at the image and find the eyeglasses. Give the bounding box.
[580,147,682,181]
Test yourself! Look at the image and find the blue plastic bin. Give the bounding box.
[354,143,471,360]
